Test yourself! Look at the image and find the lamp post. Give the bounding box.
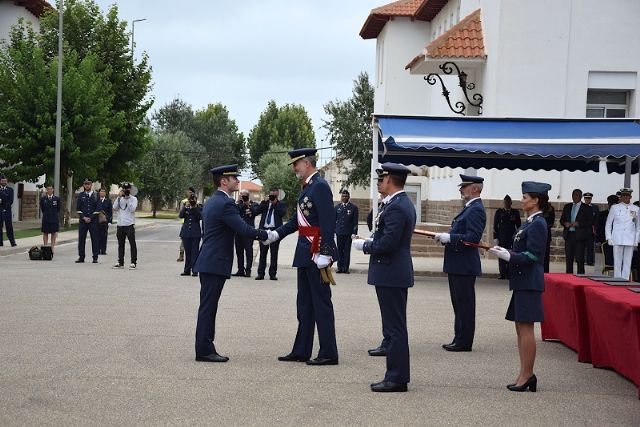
[54,0,63,197]
[131,18,147,59]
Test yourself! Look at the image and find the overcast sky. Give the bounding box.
[93,0,381,165]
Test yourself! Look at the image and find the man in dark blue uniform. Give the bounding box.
[96,188,113,255]
[583,192,599,266]
[335,190,359,274]
[192,165,268,363]
[266,148,339,366]
[352,163,415,393]
[76,178,100,263]
[254,188,286,280]
[493,195,521,279]
[0,174,17,247]
[435,174,487,352]
[233,189,257,277]
[179,194,202,277]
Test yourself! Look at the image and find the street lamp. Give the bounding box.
[54,0,64,197]
[131,18,147,59]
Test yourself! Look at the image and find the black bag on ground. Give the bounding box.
[28,246,42,260]
[41,246,53,260]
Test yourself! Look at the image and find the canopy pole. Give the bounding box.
[624,156,632,188]
[371,117,379,233]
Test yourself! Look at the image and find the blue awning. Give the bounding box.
[376,116,640,173]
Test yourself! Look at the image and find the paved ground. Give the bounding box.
[1,220,639,426]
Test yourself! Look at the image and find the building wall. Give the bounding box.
[0,3,40,42]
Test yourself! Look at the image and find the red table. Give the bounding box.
[541,274,606,362]
[584,286,640,397]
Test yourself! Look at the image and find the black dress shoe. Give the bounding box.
[92,259,98,263]
[343,271,350,274]
[195,353,229,363]
[442,343,472,352]
[277,353,309,362]
[336,270,343,274]
[75,259,85,263]
[269,276,278,281]
[245,271,251,277]
[367,346,386,356]
[370,381,408,393]
[180,272,191,276]
[231,271,245,277]
[11,242,17,247]
[507,374,537,392]
[305,357,338,366]
[255,276,265,280]
[441,341,455,349]
[192,272,198,277]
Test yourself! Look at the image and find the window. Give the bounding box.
[586,90,629,118]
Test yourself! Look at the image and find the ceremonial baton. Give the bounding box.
[462,241,493,250]
[413,229,438,238]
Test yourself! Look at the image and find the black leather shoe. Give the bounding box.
[255,276,265,280]
[269,276,278,281]
[368,346,386,356]
[277,353,309,362]
[507,374,537,392]
[441,341,455,349]
[245,271,251,277]
[442,343,472,352]
[232,271,245,277]
[11,242,17,247]
[195,353,229,363]
[370,381,408,393]
[180,272,191,276]
[192,273,198,277]
[75,259,85,263]
[92,259,98,263]
[336,270,343,274]
[343,271,350,274]
[305,357,338,366]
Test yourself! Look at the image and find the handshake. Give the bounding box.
[262,230,280,246]
[261,230,332,269]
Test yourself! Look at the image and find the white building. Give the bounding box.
[360,0,640,205]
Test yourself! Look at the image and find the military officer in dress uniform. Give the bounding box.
[233,189,257,277]
[264,148,339,366]
[192,165,268,363]
[583,192,599,266]
[0,174,17,247]
[76,178,100,263]
[435,174,487,352]
[605,188,640,279]
[40,183,61,252]
[179,193,202,277]
[352,163,415,393]
[335,190,359,273]
[493,195,521,279]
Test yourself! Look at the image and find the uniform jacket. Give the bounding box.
[605,203,640,246]
[587,203,600,236]
[276,173,338,268]
[363,192,415,288]
[493,208,521,246]
[193,190,267,277]
[0,185,13,213]
[443,198,487,276]
[508,213,548,291]
[236,200,257,226]
[559,202,593,240]
[335,202,359,236]
[40,195,61,224]
[255,200,286,229]
[179,205,203,239]
[97,197,113,223]
[76,191,99,222]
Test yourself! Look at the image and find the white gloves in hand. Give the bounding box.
[352,239,366,251]
[435,233,451,244]
[315,254,332,269]
[261,230,280,245]
[488,246,511,262]
[493,239,499,246]
[607,239,614,246]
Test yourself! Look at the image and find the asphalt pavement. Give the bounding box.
[1,220,639,426]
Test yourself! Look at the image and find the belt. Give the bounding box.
[263,227,275,230]
[299,226,321,253]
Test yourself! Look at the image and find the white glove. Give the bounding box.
[352,239,366,251]
[435,233,451,244]
[607,239,614,246]
[261,230,280,245]
[493,239,499,246]
[488,246,511,262]
[351,234,357,240]
[315,254,332,269]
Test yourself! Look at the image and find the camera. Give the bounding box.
[188,194,197,207]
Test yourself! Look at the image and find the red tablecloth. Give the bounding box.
[541,274,606,362]
[584,286,640,397]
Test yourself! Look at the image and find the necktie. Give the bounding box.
[570,203,578,231]
[266,204,273,224]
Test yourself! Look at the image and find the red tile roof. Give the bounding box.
[12,0,53,18]
[360,0,449,39]
[414,0,449,21]
[405,9,485,70]
[239,181,262,192]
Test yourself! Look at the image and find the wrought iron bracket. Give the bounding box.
[424,61,483,115]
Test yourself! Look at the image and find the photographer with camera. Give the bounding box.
[254,188,286,280]
[179,193,202,276]
[232,189,257,277]
[112,183,138,270]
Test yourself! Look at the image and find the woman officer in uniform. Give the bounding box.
[489,181,551,393]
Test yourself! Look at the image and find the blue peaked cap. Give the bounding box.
[522,181,552,194]
[210,164,239,176]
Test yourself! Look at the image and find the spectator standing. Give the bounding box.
[334,190,359,274]
[583,192,599,266]
[0,174,17,247]
[40,183,61,252]
[179,194,202,276]
[493,195,521,279]
[559,189,593,274]
[112,183,138,270]
[96,188,113,255]
[254,188,286,281]
[233,189,257,277]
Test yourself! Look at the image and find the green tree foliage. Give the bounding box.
[258,144,300,218]
[323,72,374,188]
[248,101,315,178]
[152,98,194,134]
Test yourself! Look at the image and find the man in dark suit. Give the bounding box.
[76,178,100,263]
[493,195,521,279]
[192,165,268,363]
[583,192,599,266]
[435,174,487,352]
[266,148,339,366]
[559,188,593,274]
[96,188,113,255]
[0,174,17,247]
[254,188,286,280]
[233,189,257,277]
[334,190,359,273]
[352,163,415,393]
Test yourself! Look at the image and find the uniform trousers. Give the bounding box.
[116,225,137,265]
[195,273,226,356]
[234,235,253,274]
[613,245,635,279]
[585,232,596,265]
[257,239,279,278]
[97,223,109,254]
[448,274,476,348]
[78,220,99,260]
[564,232,586,274]
[0,210,15,245]
[375,286,409,383]
[336,235,353,272]
[182,237,200,273]
[291,266,338,360]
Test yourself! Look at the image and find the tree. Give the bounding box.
[135,132,197,217]
[152,98,195,134]
[247,101,315,178]
[258,144,300,218]
[323,72,374,188]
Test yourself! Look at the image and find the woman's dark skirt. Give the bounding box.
[505,290,544,323]
[41,222,59,233]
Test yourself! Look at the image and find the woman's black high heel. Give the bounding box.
[507,374,537,392]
